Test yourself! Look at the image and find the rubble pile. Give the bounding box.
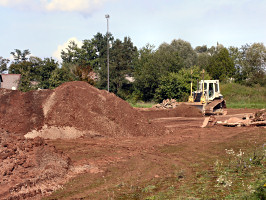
[204,109,266,127]
[153,99,179,109]
[253,109,266,122]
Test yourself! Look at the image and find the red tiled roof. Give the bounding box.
[0,74,21,90]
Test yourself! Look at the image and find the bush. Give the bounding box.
[154,66,210,102]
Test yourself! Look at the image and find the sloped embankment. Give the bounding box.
[0,81,164,139]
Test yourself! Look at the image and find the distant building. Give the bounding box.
[30,81,39,87]
[125,75,135,83]
[0,74,21,90]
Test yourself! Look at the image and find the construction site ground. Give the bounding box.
[0,82,265,199]
[44,108,265,199]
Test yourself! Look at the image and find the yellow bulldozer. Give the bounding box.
[185,70,227,115]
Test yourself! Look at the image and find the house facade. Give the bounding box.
[0,74,21,90]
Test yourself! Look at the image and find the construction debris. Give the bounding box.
[203,109,266,127]
[153,99,179,109]
[254,109,266,121]
[201,116,217,128]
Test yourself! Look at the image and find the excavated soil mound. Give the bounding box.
[137,104,203,119]
[0,81,164,138]
[0,89,52,134]
[0,131,70,200]
[41,81,163,137]
[174,104,203,117]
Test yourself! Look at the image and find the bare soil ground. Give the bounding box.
[44,109,265,199]
[0,82,265,199]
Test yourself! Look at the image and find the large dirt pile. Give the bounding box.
[0,131,70,199]
[0,81,164,138]
[41,81,163,137]
[0,89,52,134]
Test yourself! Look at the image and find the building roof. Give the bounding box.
[0,74,21,90]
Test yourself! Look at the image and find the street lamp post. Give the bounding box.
[105,14,110,92]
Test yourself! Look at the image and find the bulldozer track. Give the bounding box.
[205,99,226,114]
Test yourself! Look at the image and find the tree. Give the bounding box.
[132,44,157,101]
[229,43,266,86]
[9,50,37,91]
[196,53,211,70]
[35,58,59,89]
[207,47,235,81]
[9,59,38,91]
[133,40,196,101]
[0,57,9,73]
[156,43,184,73]
[49,67,74,89]
[9,49,68,91]
[244,43,266,86]
[61,33,116,87]
[10,49,30,64]
[228,46,244,83]
[61,40,96,85]
[92,32,115,90]
[169,39,197,68]
[133,40,194,101]
[154,66,210,102]
[195,45,208,53]
[194,45,211,70]
[207,43,225,56]
[91,32,113,72]
[107,37,138,97]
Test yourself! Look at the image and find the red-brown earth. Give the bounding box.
[0,81,265,199]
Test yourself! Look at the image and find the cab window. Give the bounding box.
[209,83,214,97]
[215,83,218,92]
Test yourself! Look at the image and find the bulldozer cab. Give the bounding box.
[198,80,222,102]
[190,79,226,115]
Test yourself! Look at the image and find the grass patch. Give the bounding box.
[128,101,155,108]
[160,144,186,154]
[177,144,266,200]
[129,83,266,109]
[115,143,265,200]
[42,173,106,200]
[220,83,266,109]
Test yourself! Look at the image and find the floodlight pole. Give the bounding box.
[105,14,110,92]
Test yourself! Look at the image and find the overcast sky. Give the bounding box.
[0,0,265,61]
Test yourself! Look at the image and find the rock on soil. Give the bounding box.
[0,131,70,199]
[0,81,164,139]
[153,99,179,109]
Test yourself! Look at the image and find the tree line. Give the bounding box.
[0,32,265,102]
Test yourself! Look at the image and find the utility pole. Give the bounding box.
[105,14,110,92]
